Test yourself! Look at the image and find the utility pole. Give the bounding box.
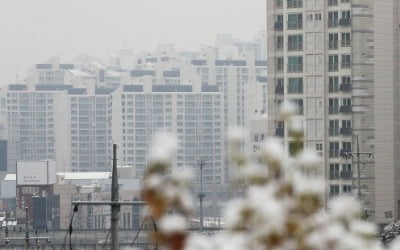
[343,134,373,201]
[198,159,205,232]
[25,206,29,250]
[111,143,119,250]
[356,134,361,200]
[72,144,146,249]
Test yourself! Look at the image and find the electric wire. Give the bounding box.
[101,229,111,250]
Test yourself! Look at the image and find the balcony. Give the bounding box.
[339,18,351,27]
[275,127,284,137]
[340,105,352,113]
[340,171,353,180]
[274,22,283,31]
[340,127,352,136]
[340,84,352,92]
[275,85,284,95]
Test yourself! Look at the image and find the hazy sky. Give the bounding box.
[0,0,266,85]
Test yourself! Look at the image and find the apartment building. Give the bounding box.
[26,57,74,87]
[112,83,226,219]
[267,0,375,219]
[4,84,113,173]
[68,87,113,172]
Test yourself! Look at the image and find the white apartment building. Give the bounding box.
[112,83,226,219]
[267,0,375,219]
[26,57,74,87]
[126,50,267,182]
[112,84,225,182]
[68,87,113,172]
[4,84,113,173]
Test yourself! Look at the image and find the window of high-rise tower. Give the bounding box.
[287,13,303,30]
[287,0,303,8]
[328,33,338,50]
[328,0,338,6]
[288,34,303,51]
[288,56,303,73]
[341,54,351,69]
[328,11,338,28]
[341,32,351,47]
[288,78,303,93]
[328,55,339,72]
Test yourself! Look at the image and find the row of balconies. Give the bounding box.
[329,149,352,158]
[328,40,351,49]
[329,105,352,114]
[274,18,351,31]
[329,170,353,180]
[329,127,352,136]
[275,127,352,137]
[275,84,351,95]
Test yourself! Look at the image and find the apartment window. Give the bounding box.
[329,98,339,114]
[274,15,284,30]
[330,185,340,197]
[343,185,352,194]
[342,97,351,106]
[287,0,302,8]
[329,164,340,180]
[275,78,284,94]
[341,0,350,2]
[329,120,339,136]
[329,76,339,93]
[328,11,338,28]
[328,0,338,6]
[276,0,283,8]
[276,36,284,50]
[342,142,352,156]
[329,142,339,158]
[288,56,303,72]
[288,78,303,93]
[339,11,351,26]
[341,32,351,47]
[342,76,351,85]
[341,54,351,68]
[343,163,352,172]
[328,33,338,50]
[328,55,339,72]
[288,13,303,30]
[288,34,303,51]
[276,57,284,72]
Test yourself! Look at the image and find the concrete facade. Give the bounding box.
[267,0,375,219]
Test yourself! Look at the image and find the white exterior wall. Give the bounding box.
[373,0,400,225]
[267,0,375,218]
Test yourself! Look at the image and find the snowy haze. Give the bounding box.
[0,0,266,85]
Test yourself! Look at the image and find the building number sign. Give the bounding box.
[384,210,393,219]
